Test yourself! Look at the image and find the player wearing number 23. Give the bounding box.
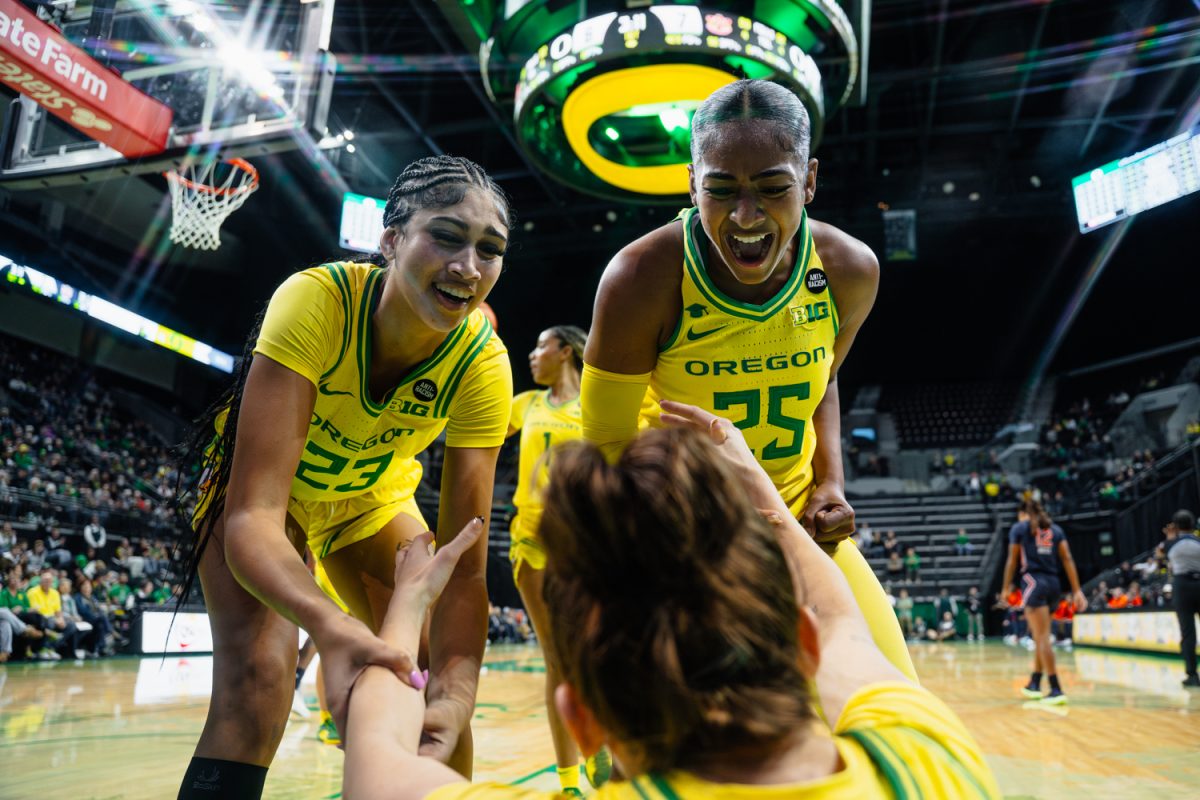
[175,156,514,799]
[582,80,917,682]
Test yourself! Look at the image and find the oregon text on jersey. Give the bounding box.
[683,346,829,376]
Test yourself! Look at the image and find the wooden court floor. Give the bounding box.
[2,640,1198,799]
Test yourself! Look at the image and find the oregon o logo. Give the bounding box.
[413,379,438,402]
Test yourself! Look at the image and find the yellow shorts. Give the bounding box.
[508,511,546,583]
[313,559,350,614]
[289,483,427,560]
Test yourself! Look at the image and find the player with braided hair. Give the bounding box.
[175,155,514,799]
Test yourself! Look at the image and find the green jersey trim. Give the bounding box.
[354,270,471,418]
[629,779,655,800]
[681,207,810,322]
[903,727,991,798]
[543,389,579,410]
[845,729,917,800]
[321,263,354,380]
[433,318,493,418]
[659,302,684,352]
[647,774,683,800]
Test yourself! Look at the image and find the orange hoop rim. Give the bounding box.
[163,158,260,196]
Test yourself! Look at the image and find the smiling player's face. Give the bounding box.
[689,120,817,287]
[383,188,509,333]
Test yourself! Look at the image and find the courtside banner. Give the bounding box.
[0,0,172,157]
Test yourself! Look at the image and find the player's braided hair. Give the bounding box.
[383,155,513,231]
[537,428,814,773]
[690,79,811,163]
[170,307,266,608]
[548,325,587,373]
[171,154,513,609]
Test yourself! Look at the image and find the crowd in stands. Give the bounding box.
[0,334,192,662]
[1,516,181,661]
[487,604,532,645]
[884,584,988,643]
[1085,548,1179,613]
[0,336,185,536]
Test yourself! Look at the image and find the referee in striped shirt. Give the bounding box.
[1165,509,1200,688]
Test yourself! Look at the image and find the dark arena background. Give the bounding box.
[1,1,1199,797]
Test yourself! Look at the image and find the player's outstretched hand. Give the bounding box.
[388,518,485,628]
[316,613,418,744]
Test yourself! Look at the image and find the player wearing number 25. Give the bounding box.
[582,80,916,682]
[175,156,513,799]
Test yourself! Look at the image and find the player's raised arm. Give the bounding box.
[801,223,880,544]
[581,226,682,461]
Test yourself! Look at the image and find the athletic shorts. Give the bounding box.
[289,483,427,560]
[508,510,546,583]
[312,558,350,614]
[1020,573,1060,609]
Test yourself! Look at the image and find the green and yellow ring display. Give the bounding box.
[561,64,734,196]
[499,3,857,201]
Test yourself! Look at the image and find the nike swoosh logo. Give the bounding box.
[319,382,353,397]
[686,325,727,341]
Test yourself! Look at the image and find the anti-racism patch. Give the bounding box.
[413,379,438,402]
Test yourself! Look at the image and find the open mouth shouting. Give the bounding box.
[433,281,474,311]
[725,230,776,270]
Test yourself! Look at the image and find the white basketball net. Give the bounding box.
[164,158,260,251]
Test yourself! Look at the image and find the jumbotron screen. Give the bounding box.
[339,192,385,253]
[1072,129,1200,233]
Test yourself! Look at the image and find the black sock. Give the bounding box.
[1029,671,1042,688]
[1048,674,1061,691]
[179,757,268,799]
[295,666,306,690]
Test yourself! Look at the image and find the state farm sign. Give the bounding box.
[0,0,171,158]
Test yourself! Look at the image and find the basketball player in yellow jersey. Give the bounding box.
[175,156,514,800]
[505,325,610,795]
[580,80,915,682]
[338,408,1001,800]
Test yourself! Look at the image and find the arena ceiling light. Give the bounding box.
[484,2,861,203]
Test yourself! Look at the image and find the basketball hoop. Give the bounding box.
[164,158,260,251]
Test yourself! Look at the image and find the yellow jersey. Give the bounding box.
[248,261,512,504]
[641,208,838,511]
[427,682,1000,800]
[509,390,582,531]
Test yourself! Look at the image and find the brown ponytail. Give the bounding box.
[538,427,813,773]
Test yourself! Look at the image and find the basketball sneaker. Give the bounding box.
[1041,688,1067,704]
[1182,675,1200,688]
[317,713,341,746]
[585,748,613,789]
[562,789,584,799]
[1020,681,1042,699]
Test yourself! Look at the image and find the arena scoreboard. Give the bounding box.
[478,2,865,203]
[339,191,386,253]
[1072,129,1200,233]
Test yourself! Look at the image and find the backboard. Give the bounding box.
[0,0,335,188]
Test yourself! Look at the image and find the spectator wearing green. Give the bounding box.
[107,573,132,609]
[905,546,922,582]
